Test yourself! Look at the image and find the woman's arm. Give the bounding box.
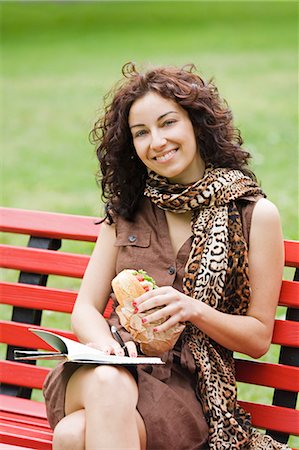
[135,199,284,358]
[71,221,129,356]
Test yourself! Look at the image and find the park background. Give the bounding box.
[1,1,298,446]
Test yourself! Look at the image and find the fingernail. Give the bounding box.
[141,317,147,323]
[153,327,158,332]
[132,301,137,307]
[134,307,139,313]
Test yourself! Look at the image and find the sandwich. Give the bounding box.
[112,269,185,356]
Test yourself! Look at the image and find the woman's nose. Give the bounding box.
[150,131,167,151]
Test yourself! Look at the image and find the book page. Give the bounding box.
[70,353,163,365]
[30,328,105,357]
[29,328,164,365]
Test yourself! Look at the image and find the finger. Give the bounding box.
[137,292,173,313]
[110,342,125,357]
[141,303,175,324]
[134,286,170,306]
[99,342,124,356]
[100,344,116,355]
[153,315,185,333]
[125,341,138,358]
[86,342,111,353]
[86,342,114,355]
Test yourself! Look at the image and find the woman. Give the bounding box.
[43,63,286,449]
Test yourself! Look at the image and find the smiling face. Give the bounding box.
[128,91,205,184]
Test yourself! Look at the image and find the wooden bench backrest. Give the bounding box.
[1,207,298,446]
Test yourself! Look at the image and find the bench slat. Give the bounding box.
[235,359,299,391]
[0,282,113,318]
[0,422,52,450]
[236,359,299,392]
[272,320,299,347]
[0,411,50,429]
[0,282,77,313]
[0,281,76,313]
[2,351,298,394]
[284,240,299,267]
[0,346,299,392]
[1,244,89,278]
[279,280,299,308]
[0,395,47,419]
[0,444,38,450]
[238,401,299,435]
[0,321,77,349]
[0,207,99,242]
[0,313,294,351]
[0,361,50,390]
[2,280,298,312]
[1,419,52,437]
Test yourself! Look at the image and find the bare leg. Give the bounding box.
[53,409,85,450]
[63,365,146,450]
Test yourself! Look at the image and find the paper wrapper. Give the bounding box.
[115,297,185,356]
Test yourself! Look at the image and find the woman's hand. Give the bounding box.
[86,338,138,358]
[134,286,198,333]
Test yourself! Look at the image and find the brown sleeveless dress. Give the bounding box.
[43,196,260,450]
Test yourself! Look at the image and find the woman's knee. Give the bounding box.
[93,366,137,393]
[65,365,138,415]
[52,410,85,450]
[90,365,138,403]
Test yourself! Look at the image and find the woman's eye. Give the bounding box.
[163,119,176,127]
[135,129,147,138]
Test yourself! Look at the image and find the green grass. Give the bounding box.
[1,2,298,446]
[1,2,298,234]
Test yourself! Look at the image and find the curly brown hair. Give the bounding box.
[91,62,255,221]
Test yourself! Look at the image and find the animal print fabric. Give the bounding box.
[145,166,289,449]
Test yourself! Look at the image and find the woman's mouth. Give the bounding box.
[154,149,178,162]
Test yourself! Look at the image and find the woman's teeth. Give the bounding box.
[155,149,177,162]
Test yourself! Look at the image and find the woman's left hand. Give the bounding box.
[133,286,197,333]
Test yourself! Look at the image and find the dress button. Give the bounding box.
[128,235,137,243]
[168,266,176,275]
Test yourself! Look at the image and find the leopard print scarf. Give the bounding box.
[144,166,289,449]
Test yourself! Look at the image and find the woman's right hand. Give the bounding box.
[86,339,138,358]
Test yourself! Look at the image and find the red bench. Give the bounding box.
[1,207,298,449]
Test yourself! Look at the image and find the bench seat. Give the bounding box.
[1,207,298,449]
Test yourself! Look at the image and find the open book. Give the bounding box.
[14,328,164,365]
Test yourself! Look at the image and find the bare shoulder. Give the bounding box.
[249,197,283,258]
[96,219,116,244]
[251,198,281,229]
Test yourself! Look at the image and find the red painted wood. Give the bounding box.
[279,280,299,308]
[239,401,299,435]
[3,316,294,352]
[0,207,100,242]
[272,320,299,347]
[0,282,77,313]
[1,444,38,450]
[284,240,299,267]
[0,280,299,313]
[1,244,90,278]
[0,282,114,316]
[0,361,49,389]
[1,208,298,447]
[0,395,47,419]
[0,411,50,429]
[0,420,52,438]
[0,422,52,450]
[0,321,77,349]
[235,359,299,391]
